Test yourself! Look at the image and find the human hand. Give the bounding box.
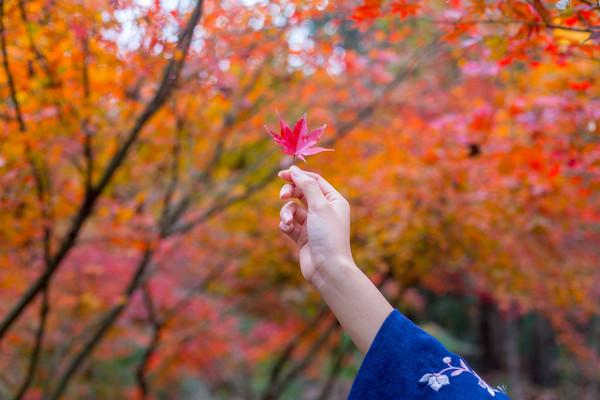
[278,166,354,283]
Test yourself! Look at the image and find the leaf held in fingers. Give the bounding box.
[265,112,333,161]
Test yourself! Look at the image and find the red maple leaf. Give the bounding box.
[265,113,333,161]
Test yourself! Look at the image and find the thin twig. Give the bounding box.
[81,31,94,193]
[12,289,49,400]
[419,16,599,34]
[135,266,224,398]
[266,306,329,389]
[135,285,162,399]
[0,0,26,131]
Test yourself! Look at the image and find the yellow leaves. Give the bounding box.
[78,291,102,314]
[483,36,507,60]
[552,26,590,45]
[115,207,135,224]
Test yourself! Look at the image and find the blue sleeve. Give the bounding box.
[349,310,511,400]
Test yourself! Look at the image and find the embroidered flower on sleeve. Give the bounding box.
[419,373,450,391]
[418,357,505,397]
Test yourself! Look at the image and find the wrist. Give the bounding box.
[309,256,358,291]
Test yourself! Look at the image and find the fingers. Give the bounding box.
[289,166,327,210]
[279,220,302,242]
[279,201,307,242]
[278,167,344,202]
[280,201,307,225]
[279,183,305,203]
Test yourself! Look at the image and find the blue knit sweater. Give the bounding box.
[349,310,511,399]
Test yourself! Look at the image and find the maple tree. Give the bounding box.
[0,0,598,398]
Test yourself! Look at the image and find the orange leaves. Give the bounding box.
[469,105,494,133]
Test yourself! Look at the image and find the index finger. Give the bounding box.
[278,169,342,201]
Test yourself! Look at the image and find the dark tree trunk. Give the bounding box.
[530,315,557,386]
[478,299,504,371]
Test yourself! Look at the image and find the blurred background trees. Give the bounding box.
[0,0,598,398]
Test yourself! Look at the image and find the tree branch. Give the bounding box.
[0,0,206,343]
[263,270,395,399]
[316,335,355,400]
[2,4,54,396]
[135,266,223,398]
[12,288,49,400]
[171,41,443,238]
[263,319,340,399]
[135,285,162,400]
[47,246,155,400]
[420,16,599,34]
[159,116,184,235]
[0,0,26,131]
[265,306,329,390]
[81,31,94,193]
[17,0,54,80]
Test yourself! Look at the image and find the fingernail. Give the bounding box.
[290,166,301,176]
[283,212,292,222]
[279,186,287,198]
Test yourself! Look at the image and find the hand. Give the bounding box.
[278,166,392,354]
[278,166,354,283]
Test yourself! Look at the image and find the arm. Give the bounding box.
[278,166,392,354]
[279,167,510,399]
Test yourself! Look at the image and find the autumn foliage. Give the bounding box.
[0,0,598,398]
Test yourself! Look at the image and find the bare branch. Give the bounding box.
[135,285,162,399]
[12,289,50,400]
[81,31,94,193]
[159,116,184,235]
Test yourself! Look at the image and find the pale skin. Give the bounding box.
[278,165,393,355]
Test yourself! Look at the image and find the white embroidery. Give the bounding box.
[419,357,505,396]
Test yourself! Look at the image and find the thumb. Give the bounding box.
[290,166,327,210]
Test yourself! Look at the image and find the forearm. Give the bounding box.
[310,258,393,354]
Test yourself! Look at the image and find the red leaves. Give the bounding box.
[350,0,383,22]
[265,113,333,162]
[350,0,421,22]
[570,80,592,91]
[70,22,88,41]
[390,0,421,19]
